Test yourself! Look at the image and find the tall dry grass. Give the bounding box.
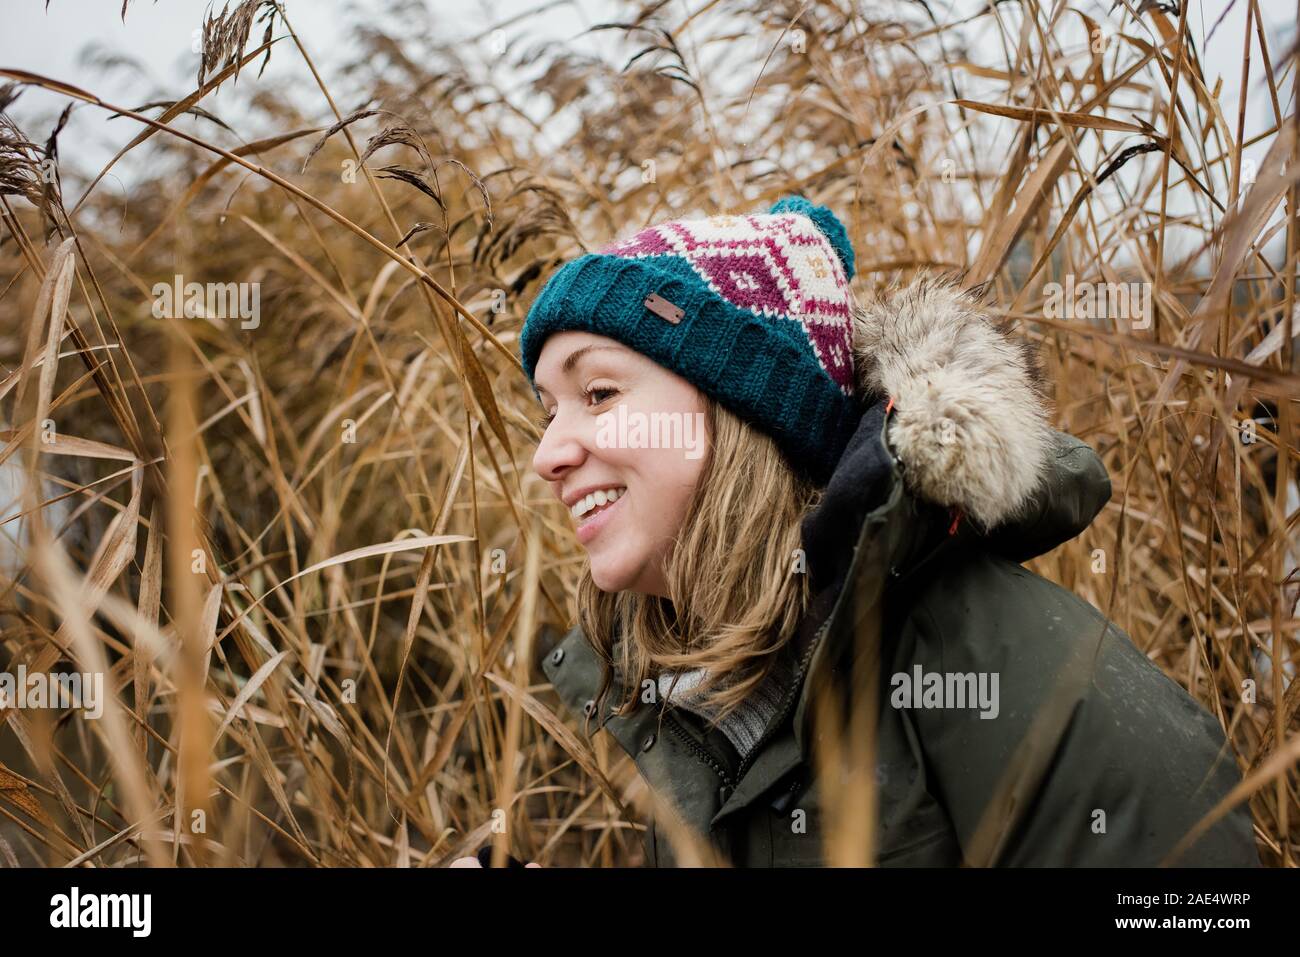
[0,0,1296,867]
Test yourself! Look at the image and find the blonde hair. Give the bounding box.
[577,396,822,725]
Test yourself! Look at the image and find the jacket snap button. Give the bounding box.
[641,734,655,752]
[550,648,565,666]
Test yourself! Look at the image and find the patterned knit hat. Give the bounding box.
[519,194,863,484]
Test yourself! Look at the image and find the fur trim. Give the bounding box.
[852,277,1053,530]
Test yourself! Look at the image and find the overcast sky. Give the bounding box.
[0,0,1294,246]
[0,0,609,188]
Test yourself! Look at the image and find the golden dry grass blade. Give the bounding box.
[484,670,628,818]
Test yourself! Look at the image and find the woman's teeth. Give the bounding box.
[572,487,625,520]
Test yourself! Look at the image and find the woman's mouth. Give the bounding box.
[571,486,626,545]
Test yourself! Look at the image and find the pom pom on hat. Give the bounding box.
[768,194,855,277]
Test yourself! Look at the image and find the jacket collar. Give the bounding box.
[779,276,1100,756]
[783,397,951,763]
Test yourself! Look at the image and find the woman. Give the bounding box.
[517,195,1259,867]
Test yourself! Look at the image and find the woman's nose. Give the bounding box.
[532,412,587,482]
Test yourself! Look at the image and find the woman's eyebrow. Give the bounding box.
[536,344,625,395]
[562,343,623,374]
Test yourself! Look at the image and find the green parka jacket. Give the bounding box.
[539,280,1261,868]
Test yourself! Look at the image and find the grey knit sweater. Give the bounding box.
[657,654,794,758]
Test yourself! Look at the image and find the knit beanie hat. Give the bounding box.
[519,194,863,484]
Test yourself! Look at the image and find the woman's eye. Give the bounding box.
[536,389,614,430]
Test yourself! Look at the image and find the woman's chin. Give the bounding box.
[589,555,669,597]
[588,551,654,594]
[589,560,634,593]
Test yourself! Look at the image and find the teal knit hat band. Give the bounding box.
[519,195,862,485]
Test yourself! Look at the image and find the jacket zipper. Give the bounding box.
[732,401,900,783]
[661,709,735,786]
[733,616,830,782]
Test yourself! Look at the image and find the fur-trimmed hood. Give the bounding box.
[799,275,1112,591]
[851,277,1057,531]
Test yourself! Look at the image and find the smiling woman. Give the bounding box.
[532,326,820,738]
[531,331,710,594]
[514,194,1262,868]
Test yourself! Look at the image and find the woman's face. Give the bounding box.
[532,331,709,596]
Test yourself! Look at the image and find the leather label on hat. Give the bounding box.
[644,293,684,324]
